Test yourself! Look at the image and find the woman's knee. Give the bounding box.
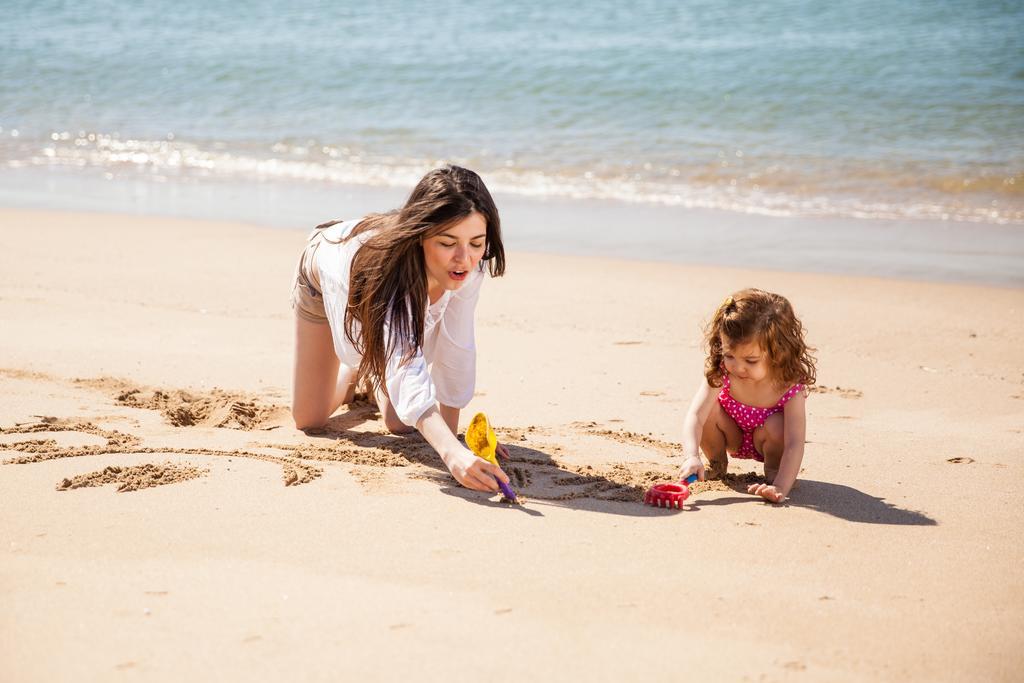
[387,424,415,435]
[383,412,415,435]
[374,387,415,435]
[292,403,328,432]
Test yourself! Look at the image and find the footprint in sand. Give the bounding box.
[75,377,288,430]
[569,420,684,457]
[57,462,208,493]
[809,385,863,399]
[1,418,321,488]
[494,425,548,443]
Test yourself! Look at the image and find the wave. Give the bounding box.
[3,130,1021,225]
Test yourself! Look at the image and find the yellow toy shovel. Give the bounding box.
[466,412,517,501]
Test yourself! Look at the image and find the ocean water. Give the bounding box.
[1,0,1022,225]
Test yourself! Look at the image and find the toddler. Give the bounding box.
[679,289,816,503]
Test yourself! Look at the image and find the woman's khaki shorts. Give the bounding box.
[290,235,329,324]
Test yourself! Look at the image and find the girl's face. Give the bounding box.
[422,211,487,295]
[721,335,771,383]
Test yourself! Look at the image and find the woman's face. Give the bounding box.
[422,211,487,295]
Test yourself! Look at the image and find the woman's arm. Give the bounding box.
[416,405,509,492]
[389,269,508,490]
[679,379,718,481]
[439,404,509,458]
[439,404,460,435]
[432,269,515,457]
[382,351,508,493]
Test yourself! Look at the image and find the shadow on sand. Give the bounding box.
[304,406,685,518]
[688,477,936,525]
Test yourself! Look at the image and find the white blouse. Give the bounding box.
[312,219,482,426]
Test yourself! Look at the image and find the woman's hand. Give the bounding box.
[415,407,510,494]
[747,482,786,503]
[495,442,510,460]
[679,454,706,482]
[445,446,511,493]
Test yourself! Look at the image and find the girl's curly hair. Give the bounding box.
[704,288,816,389]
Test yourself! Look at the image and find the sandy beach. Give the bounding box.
[1,207,1022,681]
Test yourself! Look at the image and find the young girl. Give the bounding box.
[290,165,511,494]
[679,289,816,503]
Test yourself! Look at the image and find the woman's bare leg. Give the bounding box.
[292,314,355,430]
[700,401,742,479]
[373,386,416,435]
[370,387,457,437]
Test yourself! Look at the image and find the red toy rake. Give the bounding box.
[643,474,699,509]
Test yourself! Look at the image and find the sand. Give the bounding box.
[1,208,1022,681]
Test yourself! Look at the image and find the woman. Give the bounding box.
[290,165,511,493]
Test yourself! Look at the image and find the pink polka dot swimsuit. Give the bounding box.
[718,372,804,462]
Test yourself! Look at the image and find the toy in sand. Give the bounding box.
[644,474,699,509]
[466,412,518,503]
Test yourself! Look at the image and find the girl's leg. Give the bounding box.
[700,401,742,479]
[292,314,355,430]
[753,413,785,483]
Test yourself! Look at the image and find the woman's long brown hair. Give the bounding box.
[320,165,505,401]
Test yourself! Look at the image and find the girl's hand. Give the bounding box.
[679,454,706,482]
[495,442,511,460]
[445,447,510,493]
[748,482,786,503]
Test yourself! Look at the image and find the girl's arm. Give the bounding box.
[679,379,718,481]
[773,391,807,496]
[749,391,806,502]
[416,405,510,493]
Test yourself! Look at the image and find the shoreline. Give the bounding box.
[2,167,1022,288]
